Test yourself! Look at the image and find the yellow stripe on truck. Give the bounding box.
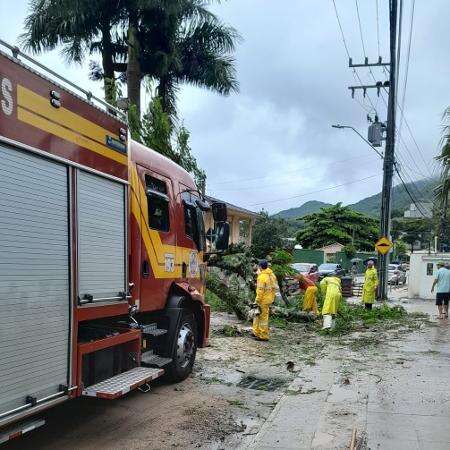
[17,85,127,165]
[17,107,128,166]
[129,165,200,279]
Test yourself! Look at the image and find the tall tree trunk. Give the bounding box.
[127,24,141,116]
[157,76,175,129]
[101,23,116,105]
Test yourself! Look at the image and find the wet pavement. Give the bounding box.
[246,293,450,450]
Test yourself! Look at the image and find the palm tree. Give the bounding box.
[138,0,240,122]
[21,0,126,104]
[21,0,239,118]
[435,107,450,251]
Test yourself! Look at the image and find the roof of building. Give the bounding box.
[319,242,345,252]
[205,195,260,218]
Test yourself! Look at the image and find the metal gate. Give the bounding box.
[0,144,70,418]
[77,170,126,302]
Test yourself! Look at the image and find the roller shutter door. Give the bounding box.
[77,171,125,302]
[0,144,70,417]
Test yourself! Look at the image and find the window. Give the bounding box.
[146,175,170,232]
[183,197,205,251]
[184,205,196,239]
[146,175,167,194]
[427,263,434,276]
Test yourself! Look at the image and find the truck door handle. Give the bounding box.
[142,260,150,278]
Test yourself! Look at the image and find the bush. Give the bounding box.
[205,289,230,313]
[325,300,407,335]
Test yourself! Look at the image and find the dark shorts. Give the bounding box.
[436,293,450,306]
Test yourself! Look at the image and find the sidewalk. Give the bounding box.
[245,296,450,449]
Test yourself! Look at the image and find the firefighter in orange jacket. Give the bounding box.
[296,274,319,315]
[252,260,277,341]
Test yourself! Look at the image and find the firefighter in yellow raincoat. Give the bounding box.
[362,260,378,309]
[252,260,277,341]
[320,275,342,328]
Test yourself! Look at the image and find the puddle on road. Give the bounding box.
[237,375,287,391]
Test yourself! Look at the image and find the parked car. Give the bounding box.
[290,263,316,275]
[388,264,407,285]
[317,263,346,278]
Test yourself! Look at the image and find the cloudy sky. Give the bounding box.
[1,0,448,213]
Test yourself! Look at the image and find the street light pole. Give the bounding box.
[331,125,384,160]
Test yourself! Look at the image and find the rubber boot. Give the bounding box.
[322,314,332,329]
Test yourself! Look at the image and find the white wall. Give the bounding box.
[408,253,450,299]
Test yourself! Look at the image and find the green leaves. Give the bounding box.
[296,203,379,251]
[138,96,206,187]
[251,212,289,259]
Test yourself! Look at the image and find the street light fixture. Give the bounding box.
[332,124,384,159]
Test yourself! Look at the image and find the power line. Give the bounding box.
[355,0,367,57]
[382,85,433,176]
[209,154,379,188]
[395,150,431,183]
[396,133,429,178]
[248,174,379,207]
[399,106,433,176]
[332,0,379,113]
[395,0,404,93]
[395,157,431,203]
[353,0,386,111]
[212,158,380,194]
[395,155,432,207]
[397,0,415,139]
[394,163,429,218]
[375,0,381,56]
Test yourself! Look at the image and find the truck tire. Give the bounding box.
[165,310,198,382]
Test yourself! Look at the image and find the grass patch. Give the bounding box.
[215,324,242,337]
[271,316,289,329]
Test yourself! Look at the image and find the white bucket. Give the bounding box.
[322,314,332,329]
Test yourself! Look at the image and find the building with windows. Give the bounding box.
[404,202,433,219]
[319,242,345,262]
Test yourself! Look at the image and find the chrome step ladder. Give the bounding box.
[141,350,172,368]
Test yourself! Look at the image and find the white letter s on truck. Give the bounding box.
[1,77,13,116]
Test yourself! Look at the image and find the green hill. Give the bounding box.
[350,178,437,217]
[274,178,437,219]
[274,200,332,219]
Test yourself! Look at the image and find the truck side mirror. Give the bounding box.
[214,222,230,251]
[211,202,227,222]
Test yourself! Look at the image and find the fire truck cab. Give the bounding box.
[0,39,228,442]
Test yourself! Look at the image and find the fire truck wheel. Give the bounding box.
[165,310,198,382]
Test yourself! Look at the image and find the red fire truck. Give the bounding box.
[0,39,229,443]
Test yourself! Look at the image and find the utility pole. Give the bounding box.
[342,0,398,299]
[378,0,398,300]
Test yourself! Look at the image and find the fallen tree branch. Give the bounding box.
[270,306,316,322]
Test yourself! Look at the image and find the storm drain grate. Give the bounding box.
[237,376,286,391]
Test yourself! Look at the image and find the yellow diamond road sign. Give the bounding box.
[375,236,393,255]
